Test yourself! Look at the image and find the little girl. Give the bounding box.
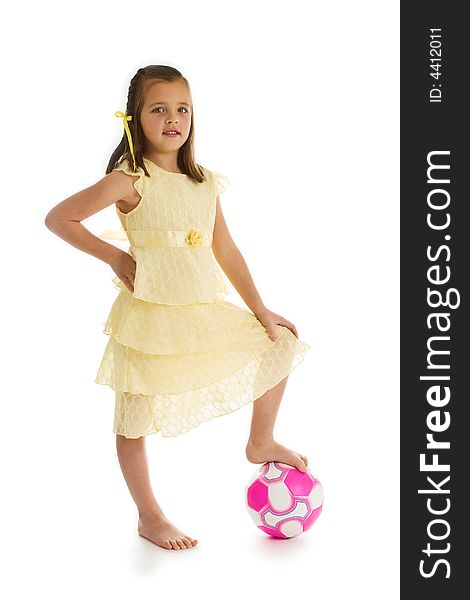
[45,64,311,551]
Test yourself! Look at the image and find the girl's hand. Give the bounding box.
[254,307,299,341]
[109,250,136,293]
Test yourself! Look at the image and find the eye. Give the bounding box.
[152,106,189,113]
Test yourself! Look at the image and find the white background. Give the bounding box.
[2,0,399,597]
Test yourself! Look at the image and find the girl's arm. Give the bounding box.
[44,172,137,265]
[212,197,299,341]
[211,196,267,316]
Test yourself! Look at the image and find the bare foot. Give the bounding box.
[245,439,309,473]
[138,513,198,550]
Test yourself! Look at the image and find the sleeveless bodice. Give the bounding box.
[110,157,230,305]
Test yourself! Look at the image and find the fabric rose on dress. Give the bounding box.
[185,229,205,247]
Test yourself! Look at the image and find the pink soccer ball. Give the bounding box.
[245,461,324,538]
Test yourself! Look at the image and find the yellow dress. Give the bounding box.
[95,157,311,438]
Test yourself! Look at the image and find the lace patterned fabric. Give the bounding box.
[95,157,311,437]
[108,158,229,304]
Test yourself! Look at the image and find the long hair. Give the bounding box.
[106,65,206,183]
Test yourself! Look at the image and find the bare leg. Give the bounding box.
[245,376,309,472]
[116,434,198,550]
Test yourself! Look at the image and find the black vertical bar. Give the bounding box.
[401,2,468,596]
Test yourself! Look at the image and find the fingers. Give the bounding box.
[269,330,280,342]
[113,253,136,294]
[267,322,298,342]
[124,276,134,293]
[260,312,300,341]
[281,321,298,339]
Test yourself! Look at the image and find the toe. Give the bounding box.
[296,457,308,472]
[164,541,172,549]
[191,538,198,546]
[176,538,186,549]
[170,540,180,550]
[181,537,192,548]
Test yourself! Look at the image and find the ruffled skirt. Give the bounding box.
[95,288,311,438]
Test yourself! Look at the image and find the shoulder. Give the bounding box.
[188,165,215,189]
[206,168,230,196]
[200,166,228,186]
[196,165,211,180]
[110,158,145,203]
[112,157,144,178]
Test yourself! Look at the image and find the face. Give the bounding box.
[139,79,192,155]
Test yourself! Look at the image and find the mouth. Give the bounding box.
[162,130,181,136]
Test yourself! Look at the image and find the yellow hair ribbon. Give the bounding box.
[114,111,137,172]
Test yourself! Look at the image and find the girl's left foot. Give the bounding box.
[245,439,309,472]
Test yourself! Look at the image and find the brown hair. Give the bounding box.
[106,65,206,183]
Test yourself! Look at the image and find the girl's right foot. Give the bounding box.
[245,439,309,473]
[137,512,198,550]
